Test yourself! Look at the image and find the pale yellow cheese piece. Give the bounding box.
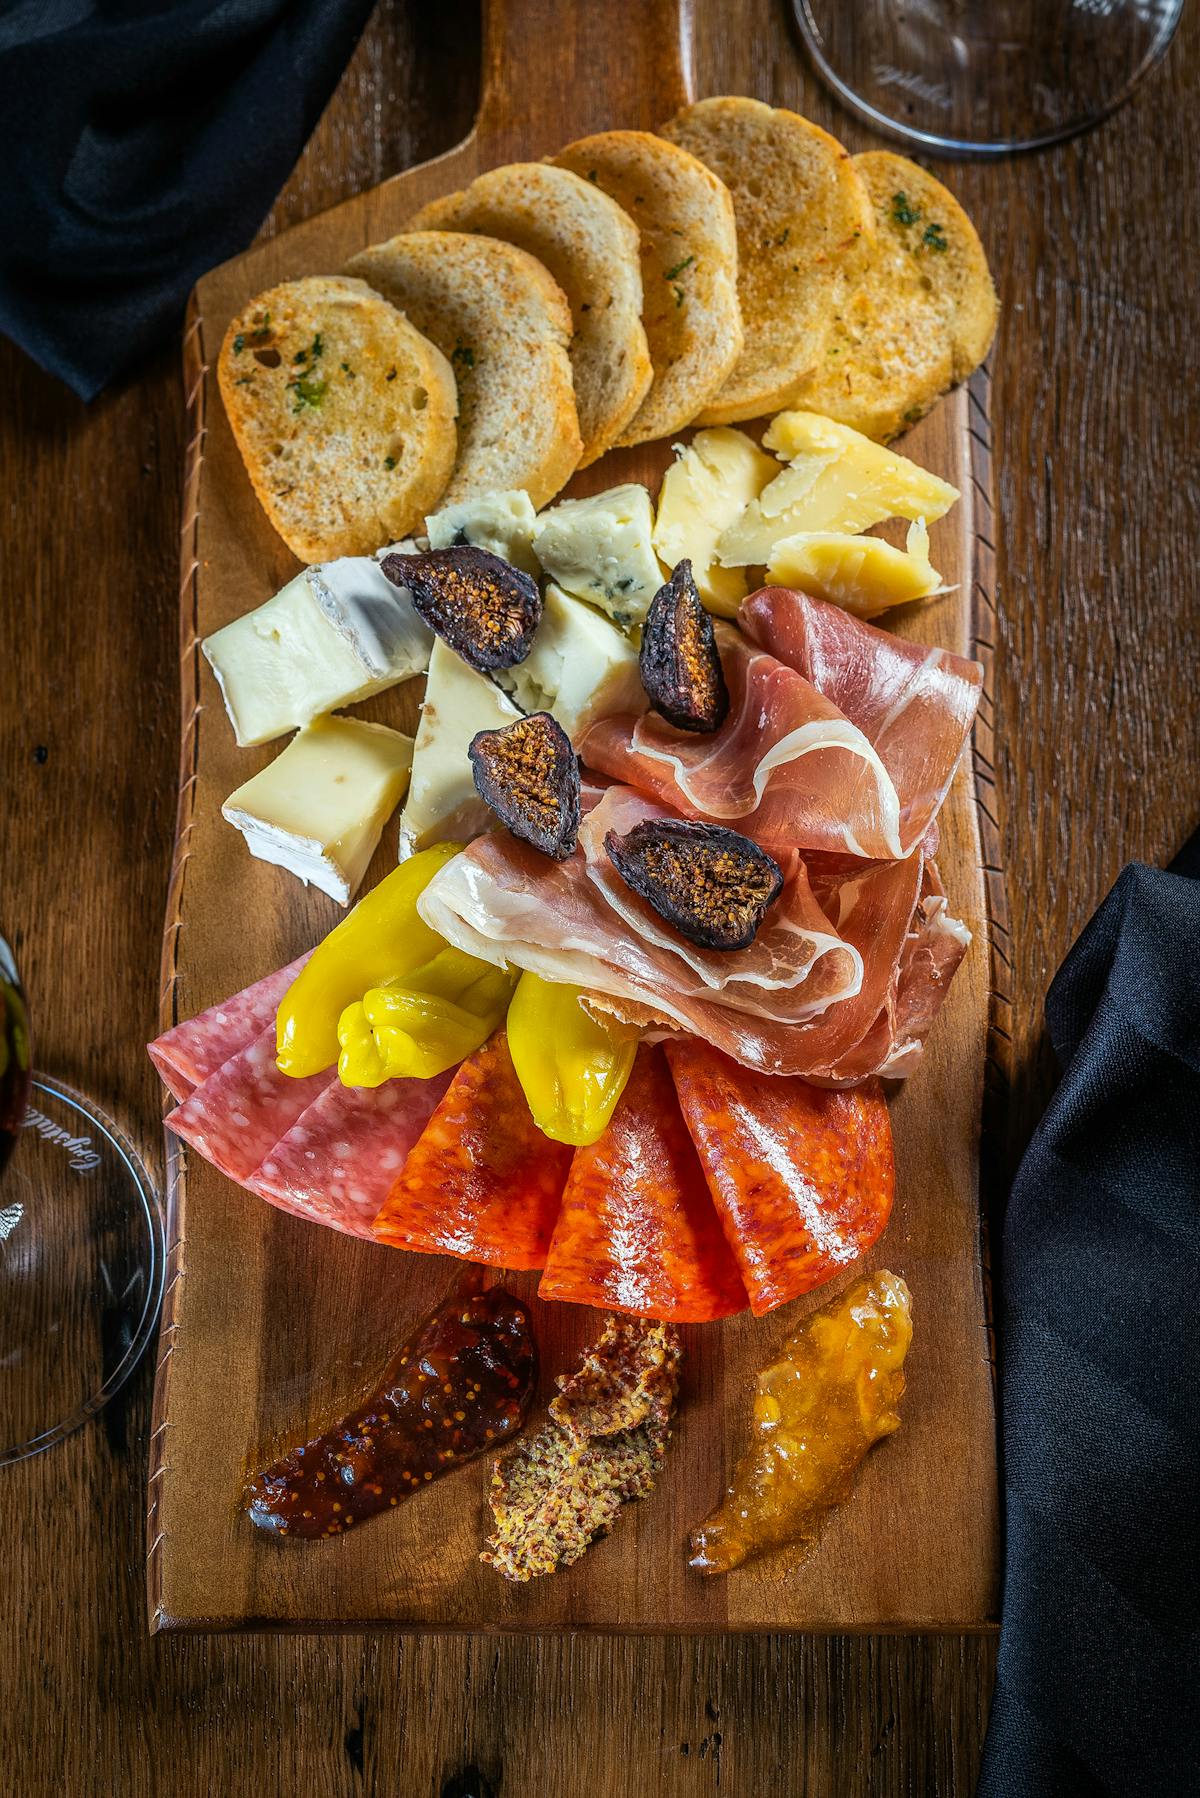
[222,716,414,905]
[653,428,779,618]
[497,583,645,743]
[398,639,522,858]
[766,522,942,618]
[718,409,958,566]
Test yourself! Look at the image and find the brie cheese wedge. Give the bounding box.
[717,410,959,567]
[653,428,779,617]
[424,489,539,575]
[532,484,664,627]
[222,716,414,905]
[398,639,522,859]
[497,582,646,743]
[202,554,432,748]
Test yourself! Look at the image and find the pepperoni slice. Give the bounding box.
[539,1045,749,1322]
[665,1038,894,1316]
[372,1033,572,1270]
[163,1022,333,1184]
[148,954,310,1100]
[249,1069,455,1239]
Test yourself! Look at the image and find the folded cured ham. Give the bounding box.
[418,783,966,1082]
[581,590,981,863]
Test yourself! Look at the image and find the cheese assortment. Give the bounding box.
[531,484,663,626]
[495,582,645,743]
[717,412,960,567]
[652,428,778,617]
[202,552,431,746]
[221,716,414,903]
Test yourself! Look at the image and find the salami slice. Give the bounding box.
[372,1033,572,1269]
[665,1038,894,1316]
[249,1070,454,1239]
[538,1045,748,1322]
[163,1022,333,1184]
[148,954,309,1100]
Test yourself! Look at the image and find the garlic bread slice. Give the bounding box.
[554,130,742,445]
[217,276,457,563]
[346,231,582,508]
[659,97,873,424]
[408,164,651,466]
[789,152,998,441]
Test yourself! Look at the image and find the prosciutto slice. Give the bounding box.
[581,592,981,863]
[418,786,867,1078]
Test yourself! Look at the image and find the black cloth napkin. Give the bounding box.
[978,837,1200,1797]
[0,0,376,401]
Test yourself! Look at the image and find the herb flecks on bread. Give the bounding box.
[346,231,582,509]
[217,276,457,563]
[789,152,998,441]
[659,97,874,425]
[408,164,651,467]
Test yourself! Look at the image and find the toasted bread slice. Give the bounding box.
[554,130,742,446]
[407,165,651,466]
[659,98,873,425]
[790,153,998,441]
[346,231,582,508]
[217,276,457,562]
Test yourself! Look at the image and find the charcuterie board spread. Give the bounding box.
[149,5,1002,1632]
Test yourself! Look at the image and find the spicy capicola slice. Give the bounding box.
[538,1043,749,1322]
[371,1032,572,1269]
[665,1037,894,1316]
[246,1282,535,1539]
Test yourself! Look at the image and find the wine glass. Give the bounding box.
[792,0,1185,156]
[0,933,164,1465]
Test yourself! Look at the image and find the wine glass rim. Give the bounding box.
[791,0,1185,160]
[0,1074,166,1468]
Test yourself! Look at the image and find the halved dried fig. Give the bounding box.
[381,545,542,671]
[469,712,581,859]
[639,559,729,733]
[604,819,783,951]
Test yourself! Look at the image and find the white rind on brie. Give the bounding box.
[202,554,431,748]
[221,715,414,905]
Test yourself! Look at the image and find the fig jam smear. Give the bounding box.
[246,1285,536,1540]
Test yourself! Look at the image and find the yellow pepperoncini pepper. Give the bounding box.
[337,947,516,1087]
[506,972,639,1146]
[275,843,462,1078]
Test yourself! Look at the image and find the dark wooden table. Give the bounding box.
[2,3,1197,1792]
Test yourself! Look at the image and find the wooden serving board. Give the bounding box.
[148,0,1003,1633]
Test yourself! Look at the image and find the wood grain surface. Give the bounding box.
[150,0,996,1637]
[2,0,1197,1790]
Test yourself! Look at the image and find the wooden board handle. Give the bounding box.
[475,0,694,145]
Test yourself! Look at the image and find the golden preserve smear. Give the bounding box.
[689,1269,912,1574]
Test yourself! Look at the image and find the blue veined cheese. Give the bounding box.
[716,410,959,567]
[397,639,522,859]
[652,428,778,618]
[496,583,646,743]
[221,716,414,905]
[532,484,664,627]
[424,489,539,574]
[202,549,432,748]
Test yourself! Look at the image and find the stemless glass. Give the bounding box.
[0,933,164,1465]
[792,0,1185,156]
